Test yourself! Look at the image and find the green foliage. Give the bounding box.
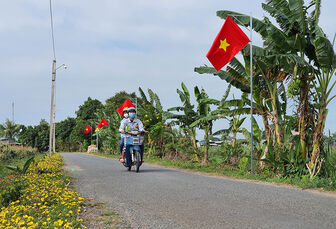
[238,157,249,172]
[137,87,166,156]
[209,144,245,166]
[69,119,91,151]
[33,119,50,152]
[0,174,27,208]
[104,91,138,117]
[95,111,121,154]
[320,145,336,179]
[5,156,35,175]
[0,119,22,140]
[0,145,37,163]
[55,117,76,151]
[18,125,36,147]
[75,97,103,121]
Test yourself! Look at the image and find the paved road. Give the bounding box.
[62,153,336,229]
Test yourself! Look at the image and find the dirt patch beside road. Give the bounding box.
[80,196,131,229]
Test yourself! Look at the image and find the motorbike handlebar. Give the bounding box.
[126,130,148,135]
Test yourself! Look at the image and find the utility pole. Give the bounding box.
[49,60,56,155]
[12,101,14,122]
[53,103,56,152]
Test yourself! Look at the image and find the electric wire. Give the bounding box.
[49,0,56,60]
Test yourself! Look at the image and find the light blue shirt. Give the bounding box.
[119,118,144,136]
[120,118,127,138]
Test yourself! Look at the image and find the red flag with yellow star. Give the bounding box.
[116,99,135,116]
[97,117,109,128]
[84,125,91,134]
[206,16,250,71]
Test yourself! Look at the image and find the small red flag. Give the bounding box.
[97,117,109,128]
[116,99,136,116]
[84,125,91,134]
[206,16,250,71]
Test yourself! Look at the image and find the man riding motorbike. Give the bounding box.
[119,107,146,166]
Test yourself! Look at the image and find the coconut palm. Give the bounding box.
[0,119,21,141]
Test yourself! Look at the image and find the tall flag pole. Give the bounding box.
[206,14,253,172]
[249,12,253,173]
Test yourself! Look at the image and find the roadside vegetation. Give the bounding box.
[1,0,335,191]
[0,146,84,228]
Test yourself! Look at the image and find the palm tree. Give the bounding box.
[0,119,21,141]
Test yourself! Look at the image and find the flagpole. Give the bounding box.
[96,132,99,152]
[229,13,254,173]
[249,12,253,173]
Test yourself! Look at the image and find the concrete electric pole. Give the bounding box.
[49,59,56,155]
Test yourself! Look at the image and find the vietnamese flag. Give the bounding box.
[84,125,91,134]
[116,99,136,116]
[97,117,109,128]
[207,16,250,71]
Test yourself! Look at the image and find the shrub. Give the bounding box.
[0,145,38,163]
[0,174,27,208]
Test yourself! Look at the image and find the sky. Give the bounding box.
[0,0,335,135]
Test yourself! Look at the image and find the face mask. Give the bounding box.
[129,113,136,118]
[123,113,129,118]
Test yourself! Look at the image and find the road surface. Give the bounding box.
[62,153,336,229]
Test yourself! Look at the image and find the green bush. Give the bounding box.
[238,157,249,172]
[0,174,27,208]
[0,145,38,163]
[0,149,18,162]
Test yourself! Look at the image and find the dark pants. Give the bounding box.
[119,137,125,155]
[125,143,144,166]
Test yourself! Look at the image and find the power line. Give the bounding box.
[49,0,56,60]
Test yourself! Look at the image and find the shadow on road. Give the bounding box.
[121,168,174,173]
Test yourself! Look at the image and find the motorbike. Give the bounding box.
[122,130,144,173]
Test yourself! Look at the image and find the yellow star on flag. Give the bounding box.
[219,38,230,51]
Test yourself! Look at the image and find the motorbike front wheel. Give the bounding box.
[135,150,141,173]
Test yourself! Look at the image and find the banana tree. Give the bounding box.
[195,47,292,170]
[138,87,165,156]
[307,33,336,178]
[190,86,215,163]
[215,0,321,160]
[167,82,199,153]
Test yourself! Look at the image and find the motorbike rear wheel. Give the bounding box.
[135,150,141,173]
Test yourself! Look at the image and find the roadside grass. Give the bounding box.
[84,151,336,191]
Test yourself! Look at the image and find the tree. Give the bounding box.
[34,119,50,152]
[69,119,91,151]
[190,86,215,163]
[55,117,76,151]
[18,125,36,147]
[0,119,21,140]
[104,91,138,117]
[138,87,165,156]
[76,97,104,121]
[308,33,336,178]
[167,82,199,153]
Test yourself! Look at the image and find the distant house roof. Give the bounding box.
[0,138,22,146]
